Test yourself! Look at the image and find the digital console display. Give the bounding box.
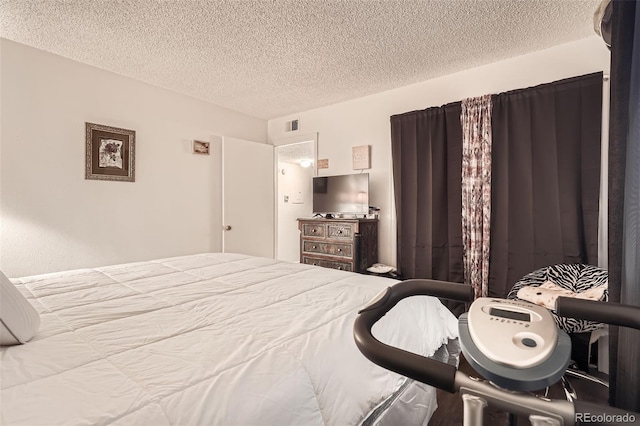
[489,307,530,322]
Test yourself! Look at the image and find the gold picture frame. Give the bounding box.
[85,122,136,182]
[193,140,210,155]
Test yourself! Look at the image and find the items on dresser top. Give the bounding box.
[298,218,378,273]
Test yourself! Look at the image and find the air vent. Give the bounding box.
[285,119,299,132]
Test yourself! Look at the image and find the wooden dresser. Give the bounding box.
[297,218,378,273]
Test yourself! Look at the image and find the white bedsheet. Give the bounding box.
[1,253,458,425]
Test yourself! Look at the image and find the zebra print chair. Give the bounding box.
[507,264,609,401]
[507,263,608,335]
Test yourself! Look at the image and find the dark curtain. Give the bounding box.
[390,103,465,314]
[489,73,603,299]
[608,0,640,411]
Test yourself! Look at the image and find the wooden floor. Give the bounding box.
[428,355,609,425]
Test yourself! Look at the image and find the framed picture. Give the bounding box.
[352,145,371,170]
[193,140,210,155]
[85,122,135,182]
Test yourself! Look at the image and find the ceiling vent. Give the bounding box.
[285,119,299,132]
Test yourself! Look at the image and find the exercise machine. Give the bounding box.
[353,279,640,425]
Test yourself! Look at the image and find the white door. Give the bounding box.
[222,137,274,258]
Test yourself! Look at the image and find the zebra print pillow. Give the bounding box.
[507,264,608,334]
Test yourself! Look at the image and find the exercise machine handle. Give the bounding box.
[353,279,473,393]
[556,297,640,425]
[555,297,640,330]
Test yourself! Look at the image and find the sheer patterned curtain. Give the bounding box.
[461,95,493,299]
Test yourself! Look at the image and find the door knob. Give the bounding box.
[224,225,232,231]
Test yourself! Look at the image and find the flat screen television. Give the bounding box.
[312,173,369,215]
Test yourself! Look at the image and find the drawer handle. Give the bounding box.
[312,263,317,266]
[338,230,343,234]
[337,248,342,252]
[312,245,317,249]
[337,267,343,270]
[312,229,317,233]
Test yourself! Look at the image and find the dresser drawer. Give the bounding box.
[302,256,353,272]
[327,223,355,239]
[302,223,326,238]
[302,241,353,258]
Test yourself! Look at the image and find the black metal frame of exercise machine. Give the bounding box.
[353,279,640,426]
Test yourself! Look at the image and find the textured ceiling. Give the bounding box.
[0,0,601,120]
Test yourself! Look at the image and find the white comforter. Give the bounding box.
[1,253,458,426]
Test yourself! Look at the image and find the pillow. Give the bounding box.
[0,270,41,345]
[517,280,607,311]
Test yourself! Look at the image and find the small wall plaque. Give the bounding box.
[352,145,371,170]
[193,140,210,155]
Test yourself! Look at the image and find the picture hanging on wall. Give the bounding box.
[85,122,136,182]
[193,140,210,155]
[352,145,371,170]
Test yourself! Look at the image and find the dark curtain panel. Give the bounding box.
[390,103,466,314]
[489,73,603,299]
[608,0,640,411]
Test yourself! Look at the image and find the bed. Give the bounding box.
[1,253,459,425]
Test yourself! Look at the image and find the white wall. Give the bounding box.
[0,39,267,277]
[276,162,313,262]
[268,36,611,269]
